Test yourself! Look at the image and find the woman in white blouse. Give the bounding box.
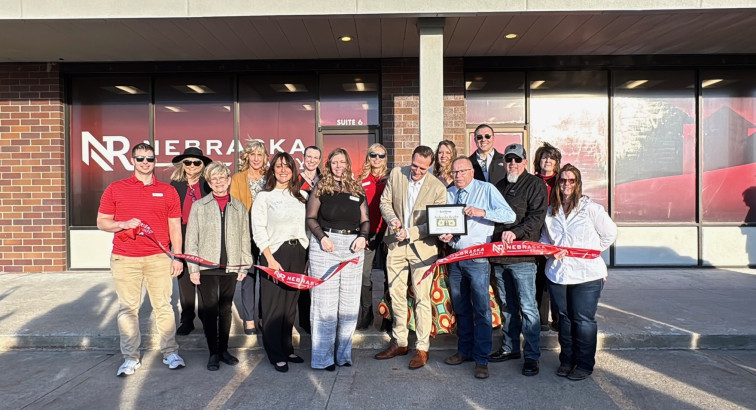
[251,152,309,372]
[540,164,617,382]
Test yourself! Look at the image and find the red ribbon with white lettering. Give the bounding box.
[118,223,249,268]
[418,241,600,284]
[255,258,359,290]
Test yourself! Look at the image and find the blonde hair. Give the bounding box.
[359,143,389,181]
[316,148,365,197]
[204,161,231,181]
[170,159,205,182]
[433,140,457,182]
[238,139,268,174]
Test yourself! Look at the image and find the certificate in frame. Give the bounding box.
[427,204,467,235]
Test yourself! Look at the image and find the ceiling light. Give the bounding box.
[302,104,313,111]
[355,82,366,92]
[624,80,648,89]
[702,79,724,88]
[465,81,487,91]
[222,105,231,111]
[505,33,517,39]
[342,82,376,92]
[362,104,370,110]
[270,83,308,92]
[164,106,184,113]
[186,84,213,94]
[530,80,545,89]
[115,85,142,94]
[339,36,353,42]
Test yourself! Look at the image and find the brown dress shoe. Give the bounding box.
[474,364,489,379]
[408,350,428,369]
[375,342,408,360]
[444,352,473,365]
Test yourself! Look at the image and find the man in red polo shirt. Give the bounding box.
[97,142,186,376]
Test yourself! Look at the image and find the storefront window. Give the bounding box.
[702,71,756,223]
[239,74,317,170]
[154,76,234,173]
[529,71,609,208]
[69,77,150,226]
[465,72,525,125]
[613,70,696,222]
[319,73,379,127]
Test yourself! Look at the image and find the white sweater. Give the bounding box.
[251,188,309,254]
[540,197,617,285]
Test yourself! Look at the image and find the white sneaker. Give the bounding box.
[117,359,141,377]
[162,353,186,370]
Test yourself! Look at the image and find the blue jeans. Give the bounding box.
[548,278,604,373]
[448,258,492,365]
[493,262,541,360]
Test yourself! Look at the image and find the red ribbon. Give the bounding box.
[255,257,359,290]
[418,241,600,284]
[118,223,248,268]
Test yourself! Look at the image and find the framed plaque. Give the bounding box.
[427,204,467,235]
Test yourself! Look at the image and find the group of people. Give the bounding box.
[97,122,616,382]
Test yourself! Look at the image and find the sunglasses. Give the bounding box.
[133,156,155,163]
[505,156,523,163]
[183,160,203,167]
[369,152,386,159]
[559,178,577,185]
[475,134,492,141]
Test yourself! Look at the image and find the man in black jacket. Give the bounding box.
[488,143,548,377]
[469,124,507,185]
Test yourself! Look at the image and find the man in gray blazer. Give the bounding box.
[374,145,447,369]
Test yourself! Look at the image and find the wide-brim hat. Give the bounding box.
[172,147,212,165]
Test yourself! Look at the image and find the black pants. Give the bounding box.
[260,241,306,364]
[535,257,558,325]
[241,236,262,322]
[358,232,385,328]
[297,288,311,332]
[197,271,236,355]
[178,225,197,325]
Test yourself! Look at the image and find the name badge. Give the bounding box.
[362,181,371,186]
[349,195,360,202]
[152,193,163,197]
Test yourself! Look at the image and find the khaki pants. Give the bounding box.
[111,253,179,361]
[386,243,434,351]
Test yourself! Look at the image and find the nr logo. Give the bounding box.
[492,243,505,254]
[82,132,133,172]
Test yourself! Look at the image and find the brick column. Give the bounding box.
[381,58,420,168]
[0,63,66,272]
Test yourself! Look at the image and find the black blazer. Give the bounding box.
[171,177,211,213]
[469,149,507,186]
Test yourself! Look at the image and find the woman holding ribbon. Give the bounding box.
[356,143,389,330]
[230,139,268,335]
[170,147,212,336]
[306,148,369,370]
[185,162,252,371]
[540,164,617,381]
[251,152,309,372]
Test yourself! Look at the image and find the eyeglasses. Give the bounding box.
[475,134,492,141]
[505,156,523,163]
[183,160,202,167]
[210,176,228,183]
[133,156,155,163]
[452,169,472,175]
[559,178,576,185]
[369,152,386,159]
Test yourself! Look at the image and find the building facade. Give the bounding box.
[1,2,755,271]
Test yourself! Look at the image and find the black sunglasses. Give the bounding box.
[475,134,492,141]
[183,160,203,167]
[369,152,386,159]
[134,156,155,163]
[505,156,523,163]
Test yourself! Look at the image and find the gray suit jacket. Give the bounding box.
[379,166,447,262]
[185,194,253,274]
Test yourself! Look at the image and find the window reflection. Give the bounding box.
[613,71,696,222]
[465,72,525,125]
[320,73,379,126]
[529,71,609,208]
[239,74,317,171]
[702,71,756,222]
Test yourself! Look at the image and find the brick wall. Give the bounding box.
[0,63,66,273]
[381,58,467,168]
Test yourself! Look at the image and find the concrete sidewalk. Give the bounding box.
[0,268,754,351]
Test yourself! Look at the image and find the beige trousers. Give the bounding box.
[111,253,179,361]
[386,242,434,351]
